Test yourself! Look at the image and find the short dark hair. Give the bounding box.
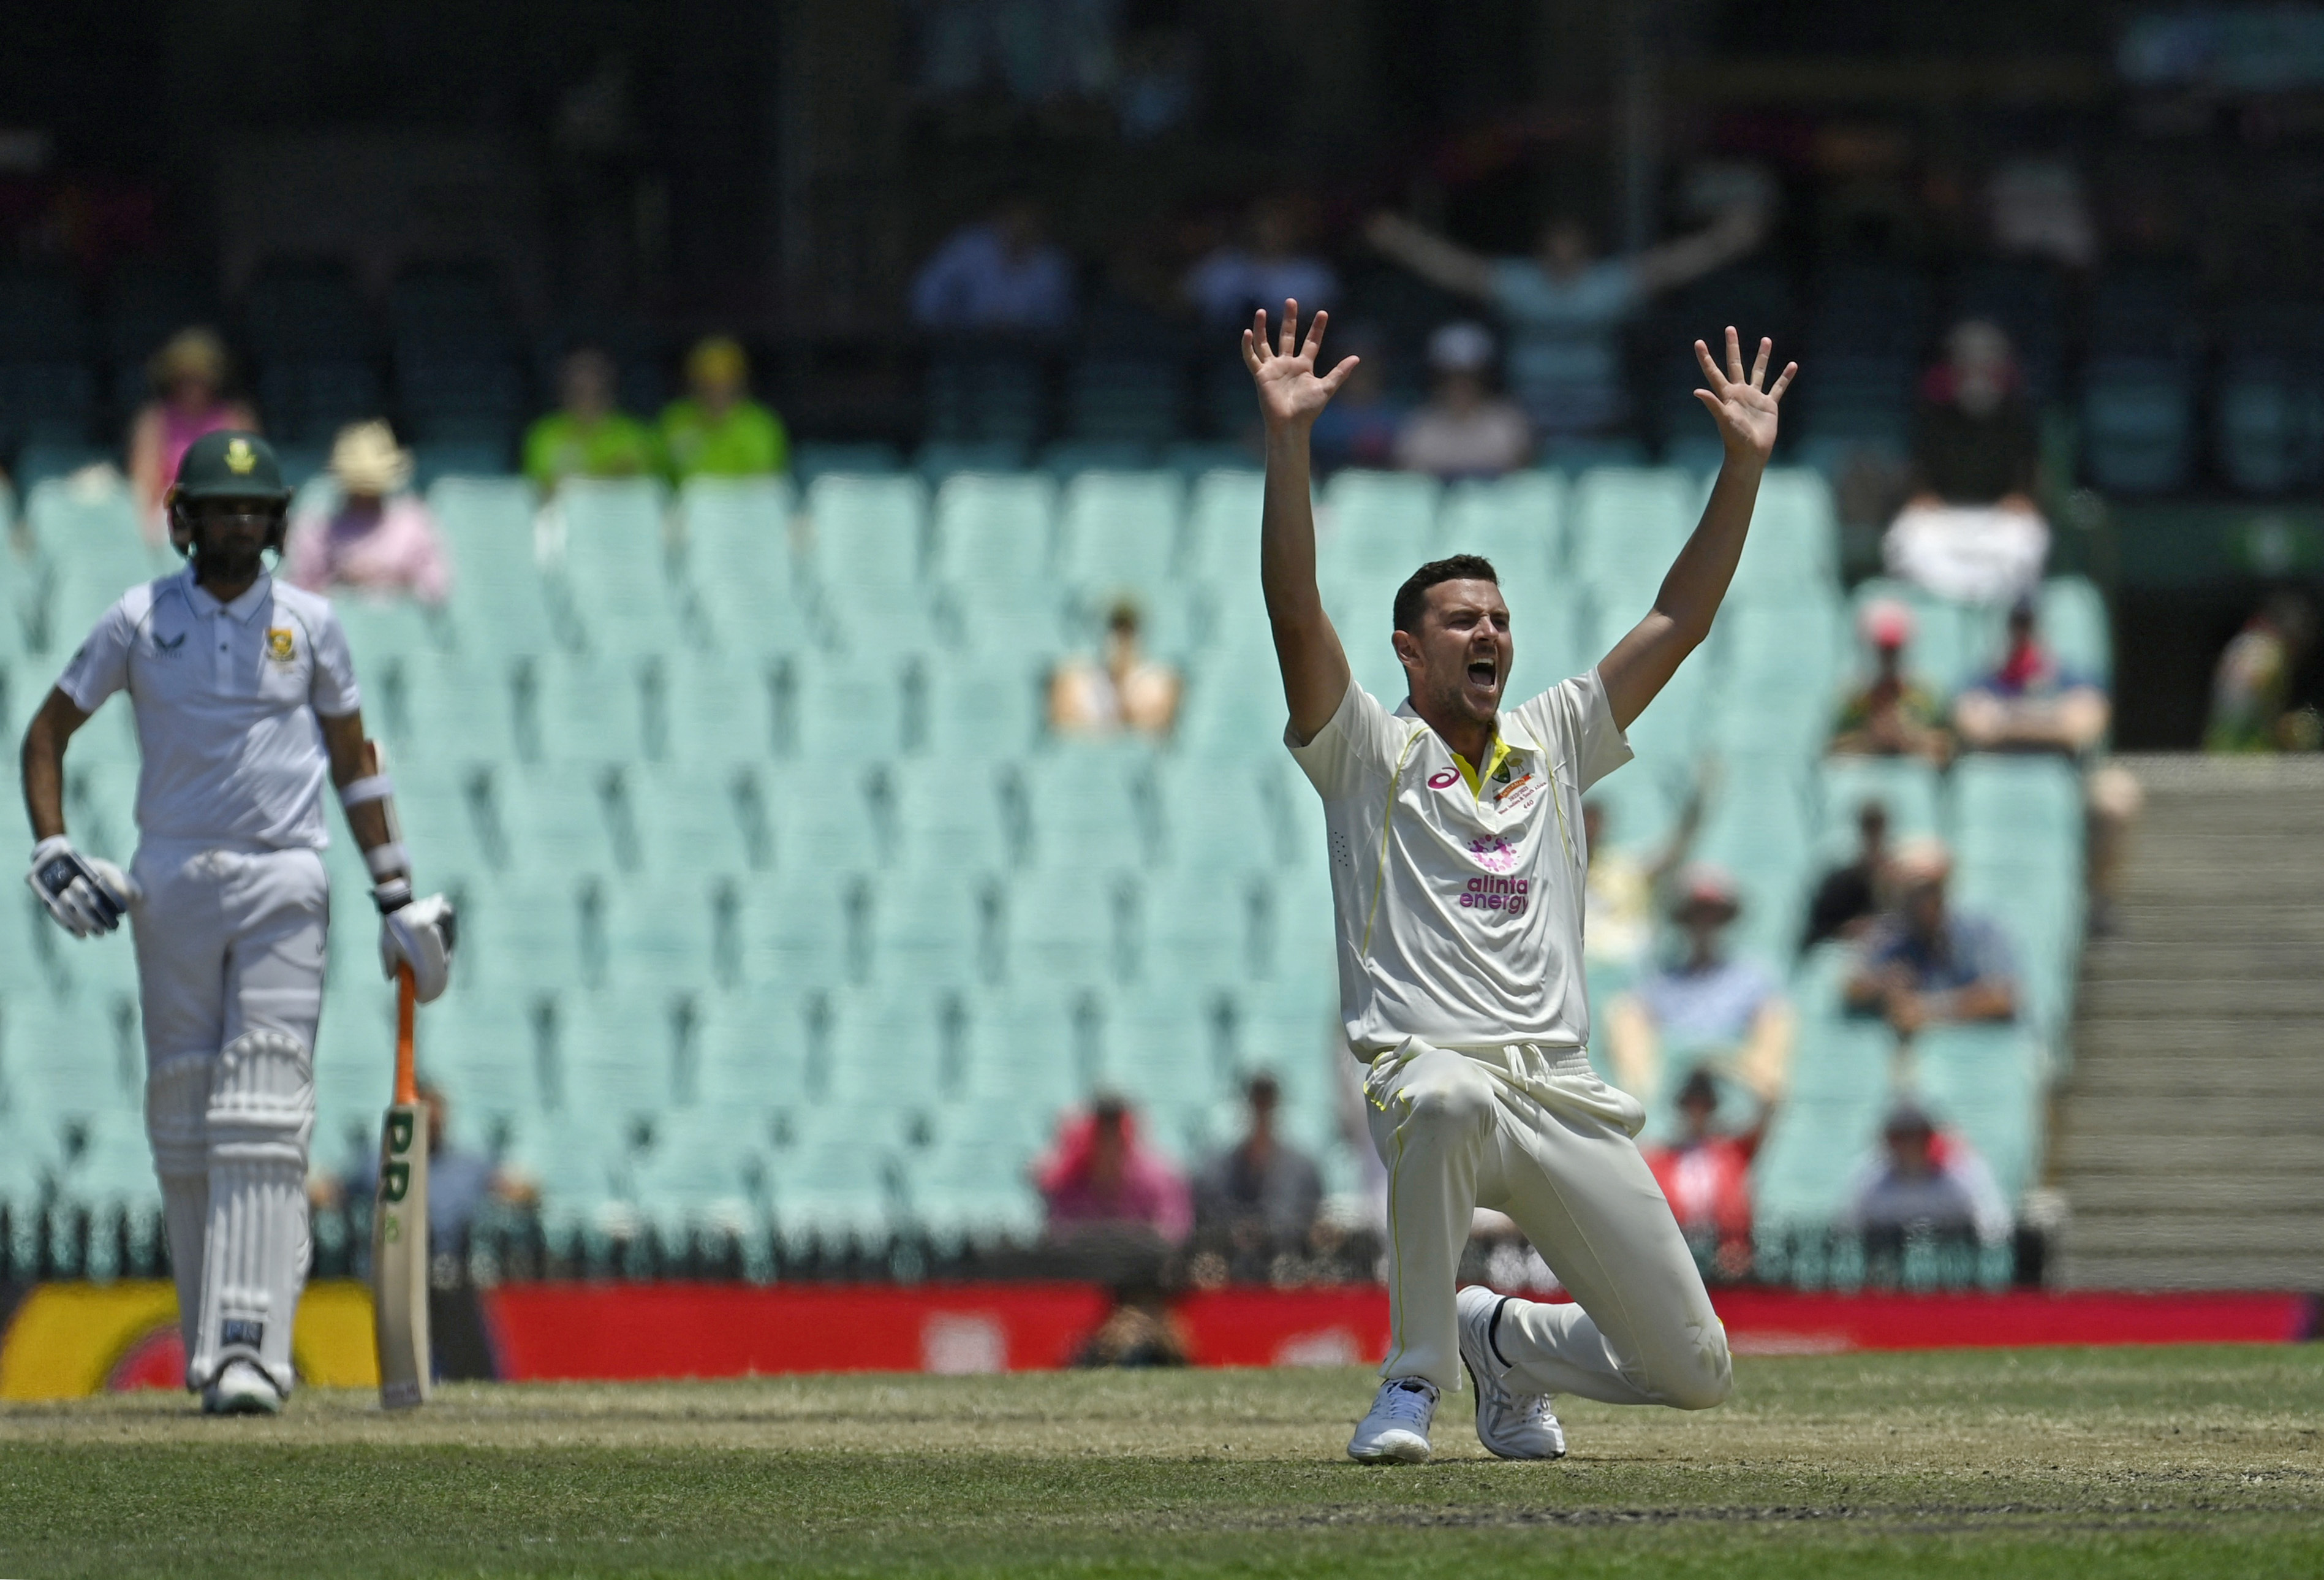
[1393,555,1499,634]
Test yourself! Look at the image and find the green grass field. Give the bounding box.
[1,1346,2318,1577]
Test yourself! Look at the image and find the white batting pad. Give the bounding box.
[191,1030,314,1397]
[145,1050,213,1383]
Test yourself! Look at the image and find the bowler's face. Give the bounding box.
[1397,579,1512,727]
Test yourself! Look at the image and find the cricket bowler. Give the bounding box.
[18,430,455,1413]
[1243,303,1794,1462]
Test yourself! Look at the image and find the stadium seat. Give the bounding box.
[1055,470,1184,598]
[1568,468,1694,610]
[1320,471,1439,579]
[1817,756,1942,858]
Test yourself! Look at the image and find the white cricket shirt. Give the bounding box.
[57,568,361,849]
[1289,670,1632,1055]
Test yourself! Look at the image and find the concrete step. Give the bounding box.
[2055,1095,2323,1136]
[2075,979,2324,1018]
[2080,941,2324,980]
[2087,911,2324,945]
[2053,1253,2322,1291]
[2062,1176,2324,1212]
[2068,1020,2324,1059]
[2050,1134,2324,1172]
[2061,1060,2324,1096]
[2062,1215,2324,1255]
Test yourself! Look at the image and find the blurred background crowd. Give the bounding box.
[3,0,2322,1321]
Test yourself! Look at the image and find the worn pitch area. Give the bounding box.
[1,1346,2317,1576]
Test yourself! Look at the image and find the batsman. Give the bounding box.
[17,431,454,1414]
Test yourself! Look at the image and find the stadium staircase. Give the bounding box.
[2052,753,2324,1291]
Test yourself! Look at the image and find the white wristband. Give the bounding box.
[339,773,394,808]
[363,841,409,881]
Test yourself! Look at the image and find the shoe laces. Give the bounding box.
[1374,1378,1438,1426]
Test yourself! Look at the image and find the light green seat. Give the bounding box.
[800,474,927,595]
[906,1122,1042,1245]
[1182,469,1268,585]
[928,471,1058,594]
[1320,470,1438,579]
[1056,470,1184,596]
[552,478,683,658]
[771,1120,899,1249]
[2039,575,2110,685]
[1727,467,1839,603]
[1950,754,2083,859]
[869,871,1002,989]
[1569,468,1694,610]
[740,870,861,991]
[630,1109,765,1242]
[1440,469,1566,582]
[677,476,800,651]
[1002,867,1126,989]
[785,648,914,761]
[1009,746,1153,873]
[428,476,540,592]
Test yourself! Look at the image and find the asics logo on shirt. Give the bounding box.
[1426,769,1459,789]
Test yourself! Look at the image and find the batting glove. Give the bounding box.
[26,836,137,938]
[375,879,456,1003]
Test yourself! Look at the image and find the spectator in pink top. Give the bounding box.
[127,327,259,545]
[1034,1095,1192,1245]
[286,422,453,606]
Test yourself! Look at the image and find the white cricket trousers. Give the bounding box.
[130,840,328,1397]
[1363,1038,1732,1409]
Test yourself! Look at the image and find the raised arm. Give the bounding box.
[1599,328,1796,730]
[1364,213,1497,300]
[1247,302,1360,743]
[1630,205,1768,297]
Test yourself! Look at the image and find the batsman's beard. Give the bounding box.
[191,533,269,585]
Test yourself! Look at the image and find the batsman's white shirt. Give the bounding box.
[1287,670,1631,1057]
[56,568,361,848]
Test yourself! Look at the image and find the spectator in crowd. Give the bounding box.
[317,1081,538,1254]
[911,193,1078,332]
[2205,591,2320,753]
[1606,865,1793,1112]
[285,422,453,606]
[1844,840,2018,1035]
[1803,799,1890,951]
[1034,1095,1191,1246]
[660,335,788,481]
[1307,330,1405,471]
[1192,1073,1323,1278]
[1831,597,1953,765]
[1842,1100,2012,1251]
[1641,1066,1766,1278]
[1883,320,2048,604]
[1391,322,1532,479]
[1184,194,1338,329]
[128,327,259,544]
[1955,596,2144,931]
[1366,202,1764,441]
[1050,598,1183,737]
[523,347,661,494]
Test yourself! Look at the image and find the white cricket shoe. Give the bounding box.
[1347,1377,1439,1464]
[203,1359,283,1416]
[1456,1285,1567,1460]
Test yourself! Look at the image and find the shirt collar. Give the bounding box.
[186,569,274,625]
[1392,699,1520,800]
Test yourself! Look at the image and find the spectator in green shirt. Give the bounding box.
[523,346,662,493]
[661,335,788,480]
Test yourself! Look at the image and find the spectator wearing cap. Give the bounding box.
[1883,320,2048,605]
[1192,1073,1324,1280]
[1034,1095,1192,1247]
[1391,322,1532,479]
[1803,799,1890,951]
[1607,865,1793,1114]
[1842,1100,2012,1251]
[1845,840,2018,1036]
[1831,598,1953,765]
[128,327,259,544]
[912,193,1078,333]
[1640,1066,1766,1279]
[660,336,789,481]
[285,422,452,606]
[523,346,662,495]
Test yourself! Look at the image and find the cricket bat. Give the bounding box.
[373,963,430,1409]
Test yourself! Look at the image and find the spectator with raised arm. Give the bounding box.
[1367,205,1764,441]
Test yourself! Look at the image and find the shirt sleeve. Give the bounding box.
[55,597,137,714]
[1488,259,1551,323]
[1962,915,2019,990]
[1516,667,1633,793]
[307,601,363,718]
[1285,678,1413,801]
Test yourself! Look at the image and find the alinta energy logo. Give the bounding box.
[1459,835,1527,914]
